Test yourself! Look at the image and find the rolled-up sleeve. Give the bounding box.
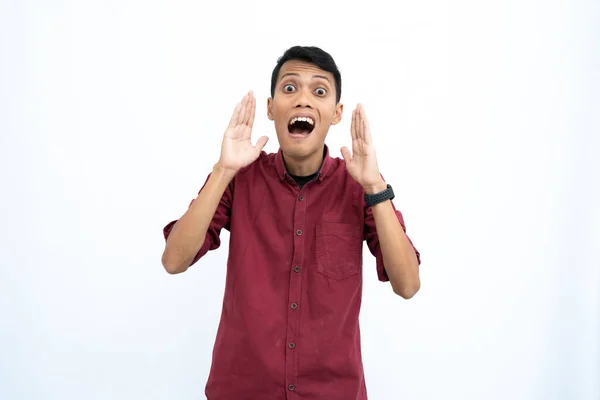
[163,173,234,267]
[364,199,421,282]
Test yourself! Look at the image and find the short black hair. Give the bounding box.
[270,46,342,103]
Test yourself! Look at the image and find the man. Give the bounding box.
[161,46,421,400]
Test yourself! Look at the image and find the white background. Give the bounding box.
[1,0,598,399]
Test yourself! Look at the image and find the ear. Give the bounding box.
[331,103,343,125]
[267,98,274,121]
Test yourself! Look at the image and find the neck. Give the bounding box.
[283,147,324,176]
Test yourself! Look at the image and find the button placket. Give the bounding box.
[286,184,307,395]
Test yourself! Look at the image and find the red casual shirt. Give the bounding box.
[163,145,420,400]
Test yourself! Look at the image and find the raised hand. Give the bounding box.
[341,104,386,193]
[217,91,269,175]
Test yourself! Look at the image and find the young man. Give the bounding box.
[161,46,421,400]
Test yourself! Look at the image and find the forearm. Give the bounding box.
[365,183,420,298]
[161,163,234,274]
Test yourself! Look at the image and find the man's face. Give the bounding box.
[268,60,343,160]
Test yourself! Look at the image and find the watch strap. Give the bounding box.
[364,184,395,207]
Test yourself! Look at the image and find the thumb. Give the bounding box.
[254,135,269,152]
[340,146,352,164]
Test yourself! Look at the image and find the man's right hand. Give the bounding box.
[217,91,269,176]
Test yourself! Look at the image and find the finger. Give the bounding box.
[254,135,269,152]
[242,91,254,126]
[248,93,256,128]
[228,102,242,128]
[354,104,362,140]
[237,94,249,125]
[361,105,372,144]
[350,109,357,140]
[340,146,352,163]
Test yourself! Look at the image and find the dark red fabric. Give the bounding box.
[163,145,420,400]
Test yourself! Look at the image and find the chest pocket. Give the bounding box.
[315,222,363,280]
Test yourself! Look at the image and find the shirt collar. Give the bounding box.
[275,144,333,182]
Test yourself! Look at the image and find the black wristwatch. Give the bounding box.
[364,184,395,207]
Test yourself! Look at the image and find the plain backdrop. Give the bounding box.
[1,0,598,399]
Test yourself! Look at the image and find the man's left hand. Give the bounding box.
[341,104,387,194]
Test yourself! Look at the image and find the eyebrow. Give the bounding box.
[280,72,331,83]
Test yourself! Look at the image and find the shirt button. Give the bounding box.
[298,194,304,201]
[296,229,302,236]
[294,266,301,273]
[289,342,296,349]
[291,303,298,310]
[288,384,295,391]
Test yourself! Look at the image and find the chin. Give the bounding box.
[282,141,309,154]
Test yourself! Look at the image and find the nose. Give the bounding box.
[294,89,313,109]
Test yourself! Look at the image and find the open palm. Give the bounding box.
[219,92,269,173]
[341,104,383,188]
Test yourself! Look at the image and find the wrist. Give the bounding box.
[213,162,237,183]
[363,180,387,194]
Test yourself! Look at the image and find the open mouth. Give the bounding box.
[288,116,315,136]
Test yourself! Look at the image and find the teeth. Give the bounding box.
[289,117,314,126]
